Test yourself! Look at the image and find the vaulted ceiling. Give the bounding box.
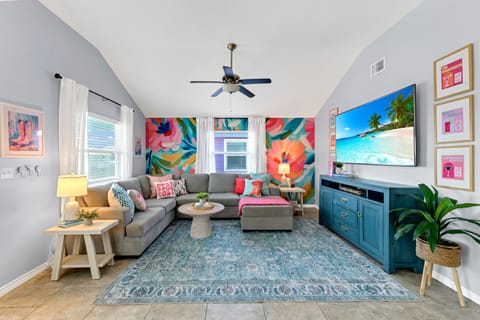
[39,0,423,118]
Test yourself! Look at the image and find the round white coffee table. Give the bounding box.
[178,202,225,239]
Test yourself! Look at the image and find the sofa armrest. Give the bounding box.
[80,206,131,229]
[269,184,281,196]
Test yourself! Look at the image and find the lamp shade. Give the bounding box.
[56,175,87,197]
[278,163,290,175]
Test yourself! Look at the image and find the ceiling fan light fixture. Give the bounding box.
[223,83,240,93]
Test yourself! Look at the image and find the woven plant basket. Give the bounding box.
[416,237,461,267]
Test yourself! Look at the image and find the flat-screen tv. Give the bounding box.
[335,84,416,166]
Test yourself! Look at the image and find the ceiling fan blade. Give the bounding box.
[211,87,224,97]
[190,80,224,84]
[239,78,272,85]
[223,66,235,79]
[239,85,255,98]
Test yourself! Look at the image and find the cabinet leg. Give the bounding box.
[452,268,465,307]
[83,234,100,279]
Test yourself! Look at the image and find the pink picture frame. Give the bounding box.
[435,145,473,191]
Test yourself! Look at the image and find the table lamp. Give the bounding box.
[56,174,87,221]
[278,163,290,187]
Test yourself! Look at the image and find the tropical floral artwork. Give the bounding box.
[146,118,197,175]
[266,118,315,204]
[214,118,248,131]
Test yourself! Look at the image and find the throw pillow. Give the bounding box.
[127,189,146,211]
[234,178,247,195]
[173,179,187,196]
[148,174,173,198]
[243,179,263,197]
[155,180,176,198]
[250,173,272,195]
[108,183,135,219]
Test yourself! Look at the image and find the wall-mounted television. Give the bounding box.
[335,84,416,166]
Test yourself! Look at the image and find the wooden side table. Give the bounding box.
[279,186,306,216]
[44,219,119,280]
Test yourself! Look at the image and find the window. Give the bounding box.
[86,114,121,183]
[214,131,248,172]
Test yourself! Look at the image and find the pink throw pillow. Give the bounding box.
[148,174,173,198]
[155,181,176,199]
[127,189,146,211]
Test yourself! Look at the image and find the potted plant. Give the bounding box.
[393,183,480,267]
[195,192,210,205]
[77,208,99,225]
[334,161,344,174]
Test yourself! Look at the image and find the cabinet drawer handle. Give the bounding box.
[341,197,348,203]
[341,225,348,232]
[341,211,348,217]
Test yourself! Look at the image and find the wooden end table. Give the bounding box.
[279,186,306,216]
[178,202,224,239]
[44,219,118,280]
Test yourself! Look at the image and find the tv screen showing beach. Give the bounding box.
[335,84,416,166]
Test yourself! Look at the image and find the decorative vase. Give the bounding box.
[83,218,93,226]
[199,198,206,205]
[416,237,461,267]
[335,167,343,174]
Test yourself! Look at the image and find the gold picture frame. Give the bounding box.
[434,44,473,101]
[434,95,474,144]
[329,107,339,130]
[435,145,473,191]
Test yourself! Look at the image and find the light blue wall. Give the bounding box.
[0,0,145,288]
[316,0,480,300]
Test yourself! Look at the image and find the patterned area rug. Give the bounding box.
[95,219,418,304]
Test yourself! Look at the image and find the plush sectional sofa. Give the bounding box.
[77,173,293,256]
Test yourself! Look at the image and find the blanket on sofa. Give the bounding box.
[237,196,291,216]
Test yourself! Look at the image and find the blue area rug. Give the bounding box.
[95,219,418,303]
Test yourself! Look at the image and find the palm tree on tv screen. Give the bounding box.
[385,93,414,128]
[368,113,382,130]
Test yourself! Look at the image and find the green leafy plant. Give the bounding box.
[77,208,99,219]
[195,192,209,201]
[393,183,480,253]
[334,161,343,168]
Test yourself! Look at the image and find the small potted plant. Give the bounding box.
[334,161,344,174]
[77,208,99,225]
[195,192,209,205]
[393,184,480,266]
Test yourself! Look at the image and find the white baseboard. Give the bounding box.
[0,262,50,297]
[304,204,318,209]
[432,270,480,306]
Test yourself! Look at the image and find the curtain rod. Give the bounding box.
[54,73,122,107]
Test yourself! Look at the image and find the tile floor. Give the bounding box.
[1,212,479,320]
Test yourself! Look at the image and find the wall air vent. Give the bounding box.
[370,57,386,77]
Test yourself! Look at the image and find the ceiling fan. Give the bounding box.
[190,43,272,98]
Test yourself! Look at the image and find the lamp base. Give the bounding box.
[63,200,80,221]
[280,174,289,187]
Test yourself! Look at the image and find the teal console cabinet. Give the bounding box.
[319,175,423,273]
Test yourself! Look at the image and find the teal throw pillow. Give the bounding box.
[108,183,135,219]
[250,173,272,195]
[243,180,263,197]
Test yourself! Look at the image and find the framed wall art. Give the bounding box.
[134,135,143,158]
[0,102,44,157]
[434,43,473,101]
[434,95,473,144]
[435,145,473,191]
[329,107,339,130]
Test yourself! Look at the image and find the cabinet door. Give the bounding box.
[319,188,333,227]
[359,200,384,262]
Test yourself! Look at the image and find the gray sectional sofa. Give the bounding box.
[77,173,293,256]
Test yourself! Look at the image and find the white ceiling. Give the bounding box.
[39,0,423,118]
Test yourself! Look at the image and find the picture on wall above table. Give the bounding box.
[329,130,336,150]
[434,95,473,144]
[434,43,473,101]
[329,107,338,130]
[0,102,44,157]
[435,145,473,191]
[134,136,143,157]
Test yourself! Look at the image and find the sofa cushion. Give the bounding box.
[137,175,152,200]
[126,206,166,237]
[184,174,209,193]
[117,178,142,195]
[155,180,176,198]
[128,189,146,211]
[108,183,135,219]
[148,174,173,198]
[175,193,198,206]
[234,178,247,195]
[250,173,272,195]
[208,193,241,206]
[173,179,187,196]
[77,182,112,207]
[243,180,263,197]
[208,173,237,193]
[145,197,176,212]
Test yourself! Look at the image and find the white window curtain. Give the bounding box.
[248,116,267,173]
[58,77,89,176]
[196,117,215,173]
[120,105,134,179]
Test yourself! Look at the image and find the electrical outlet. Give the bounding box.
[0,168,14,179]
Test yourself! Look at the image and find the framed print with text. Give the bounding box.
[435,145,473,191]
[434,95,473,144]
[0,102,44,157]
[329,107,339,130]
[434,43,473,101]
